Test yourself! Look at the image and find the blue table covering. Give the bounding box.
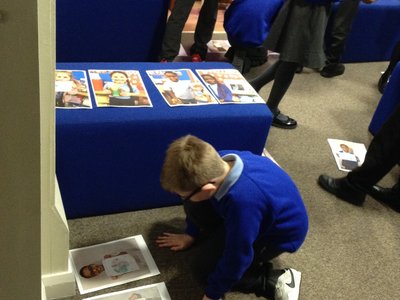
[56,62,272,219]
[56,0,169,62]
[338,0,400,63]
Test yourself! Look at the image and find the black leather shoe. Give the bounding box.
[296,65,303,73]
[377,72,390,94]
[272,113,297,129]
[320,63,345,78]
[318,175,366,205]
[367,183,400,212]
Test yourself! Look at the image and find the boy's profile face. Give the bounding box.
[176,181,217,202]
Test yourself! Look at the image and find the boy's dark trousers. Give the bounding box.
[348,103,400,187]
[160,0,218,60]
[325,0,360,64]
[183,200,283,297]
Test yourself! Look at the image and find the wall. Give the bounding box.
[0,0,73,298]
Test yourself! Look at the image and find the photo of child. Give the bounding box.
[55,70,92,109]
[82,282,170,300]
[89,70,152,108]
[196,69,265,104]
[146,69,218,106]
[70,235,159,294]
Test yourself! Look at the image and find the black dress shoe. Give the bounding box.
[296,65,303,73]
[318,175,366,205]
[367,183,400,212]
[320,63,345,78]
[272,113,297,129]
[377,72,390,94]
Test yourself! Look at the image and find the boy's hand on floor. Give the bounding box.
[156,232,194,251]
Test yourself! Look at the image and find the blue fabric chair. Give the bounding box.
[56,0,169,62]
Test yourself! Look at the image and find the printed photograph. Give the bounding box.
[196,69,265,104]
[207,40,231,53]
[70,235,160,294]
[82,282,171,300]
[88,70,152,108]
[146,69,219,106]
[55,70,92,109]
[327,138,367,172]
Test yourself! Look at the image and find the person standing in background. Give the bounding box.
[249,0,335,129]
[159,0,219,62]
[321,0,375,78]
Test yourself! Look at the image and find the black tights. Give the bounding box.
[249,60,299,115]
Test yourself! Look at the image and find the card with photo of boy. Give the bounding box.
[70,235,160,294]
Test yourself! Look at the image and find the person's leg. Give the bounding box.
[249,60,298,129]
[190,0,219,60]
[319,104,400,206]
[159,0,197,61]
[324,0,360,64]
[234,244,301,300]
[321,0,360,77]
[248,61,281,92]
[347,104,400,186]
[267,61,298,114]
[267,61,299,129]
[378,40,400,93]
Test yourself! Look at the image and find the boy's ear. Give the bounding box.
[202,182,217,192]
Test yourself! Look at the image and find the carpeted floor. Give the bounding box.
[61,35,400,300]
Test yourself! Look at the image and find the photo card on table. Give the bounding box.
[196,69,265,104]
[82,282,171,300]
[55,69,92,109]
[327,138,367,172]
[88,70,152,108]
[146,69,219,107]
[70,235,160,294]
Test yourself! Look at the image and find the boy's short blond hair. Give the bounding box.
[160,135,226,192]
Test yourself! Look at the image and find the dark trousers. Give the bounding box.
[324,0,360,64]
[160,0,219,60]
[348,104,400,187]
[183,200,283,297]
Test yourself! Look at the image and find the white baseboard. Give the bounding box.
[42,259,76,300]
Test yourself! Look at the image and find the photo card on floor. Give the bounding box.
[82,282,171,300]
[327,138,367,172]
[70,235,160,294]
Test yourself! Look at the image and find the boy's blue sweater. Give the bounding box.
[185,150,308,299]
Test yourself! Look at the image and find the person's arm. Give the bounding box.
[156,232,194,251]
[204,202,260,299]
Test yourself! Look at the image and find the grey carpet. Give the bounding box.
[62,41,400,300]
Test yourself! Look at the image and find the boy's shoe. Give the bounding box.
[160,58,170,63]
[191,53,203,62]
[320,63,345,78]
[318,175,366,205]
[377,72,390,94]
[275,268,301,300]
[368,183,400,212]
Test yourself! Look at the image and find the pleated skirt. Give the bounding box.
[265,0,331,68]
